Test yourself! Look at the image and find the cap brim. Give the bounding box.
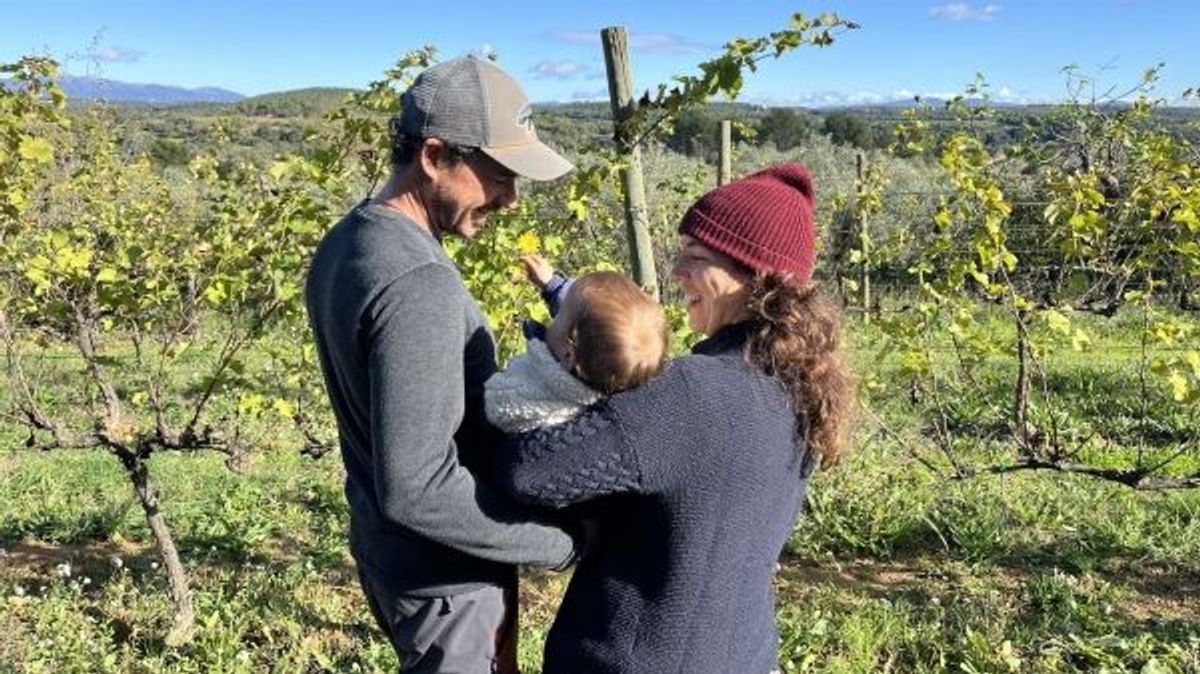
[481,141,574,182]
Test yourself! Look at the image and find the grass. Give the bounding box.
[2,307,1199,673]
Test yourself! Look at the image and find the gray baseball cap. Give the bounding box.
[399,55,574,181]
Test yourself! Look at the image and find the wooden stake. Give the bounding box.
[601,26,659,300]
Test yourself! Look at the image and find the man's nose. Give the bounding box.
[498,179,519,209]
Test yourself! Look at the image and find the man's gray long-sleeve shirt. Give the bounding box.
[305,199,575,595]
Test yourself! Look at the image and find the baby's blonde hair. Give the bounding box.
[567,272,668,395]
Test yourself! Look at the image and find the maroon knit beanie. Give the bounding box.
[678,163,816,283]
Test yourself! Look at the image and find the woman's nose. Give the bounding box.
[670,260,689,282]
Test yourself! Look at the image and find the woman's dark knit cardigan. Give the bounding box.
[495,321,815,674]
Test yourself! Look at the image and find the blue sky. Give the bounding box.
[2,1,1196,106]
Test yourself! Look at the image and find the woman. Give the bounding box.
[495,163,854,674]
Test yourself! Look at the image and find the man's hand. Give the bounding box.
[519,254,555,290]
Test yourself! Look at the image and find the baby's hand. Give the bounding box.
[519,254,555,289]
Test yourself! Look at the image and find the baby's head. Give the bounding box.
[545,272,668,395]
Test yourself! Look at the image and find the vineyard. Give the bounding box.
[2,13,1200,674]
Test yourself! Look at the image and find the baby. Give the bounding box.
[485,255,669,434]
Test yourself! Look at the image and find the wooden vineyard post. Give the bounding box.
[856,151,871,323]
[718,120,732,186]
[601,26,659,300]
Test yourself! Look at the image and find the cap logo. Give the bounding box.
[516,103,533,132]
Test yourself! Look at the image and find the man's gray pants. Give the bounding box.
[358,569,518,674]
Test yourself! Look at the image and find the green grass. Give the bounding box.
[2,306,1199,673]
[5,446,1197,673]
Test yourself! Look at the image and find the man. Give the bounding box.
[305,55,578,673]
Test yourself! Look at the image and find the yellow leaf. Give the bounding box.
[1043,310,1071,335]
[1187,351,1200,377]
[203,282,227,305]
[53,246,92,274]
[1071,329,1090,352]
[18,137,53,164]
[515,231,540,255]
[272,398,296,419]
[238,393,265,416]
[269,160,291,180]
[1167,372,1189,402]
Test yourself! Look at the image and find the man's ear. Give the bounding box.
[416,138,446,181]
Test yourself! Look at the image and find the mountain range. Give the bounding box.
[59,76,244,104]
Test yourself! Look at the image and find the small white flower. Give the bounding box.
[150,561,160,570]
[82,577,92,586]
[13,585,25,597]
[109,555,124,570]
[55,563,72,578]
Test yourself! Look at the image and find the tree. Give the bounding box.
[0,55,398,644]
[868,72,1200,491]
[757,106,813,151]
[822,110,871,148]
[665,107,718,157]
[148,137,191,166]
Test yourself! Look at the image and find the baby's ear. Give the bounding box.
[561,341,577,372]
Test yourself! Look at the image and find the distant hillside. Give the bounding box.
[60,76,244,104]
[234,88,359,118]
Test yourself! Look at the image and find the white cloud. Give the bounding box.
[915,91,964,101]
[848,91,885,104]
[745,90,867,107]
[530,60,601,81]
[627,32,709,55]
[929,3,1002,21]
[570,87,609,101]
[746,85,1035,108]
[92,46,144,64]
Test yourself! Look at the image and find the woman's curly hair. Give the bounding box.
[744,275,855,470]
